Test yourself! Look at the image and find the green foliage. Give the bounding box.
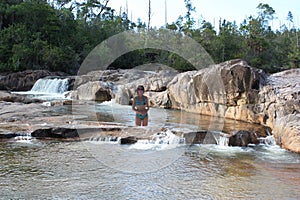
[0,1,299,74]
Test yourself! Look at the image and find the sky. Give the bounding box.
[108,0,300,30]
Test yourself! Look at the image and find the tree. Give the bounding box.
[257,3,275,28]
[183,0,195,30]
[217,20,245,62]
[76,0,110,22]
[0,1,299,74]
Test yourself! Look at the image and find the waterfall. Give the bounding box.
[88,135,120,143]
[212,131,229,146]
[217,134,229,146]
[128,129,185,150]
[31,78,69,94]
[15,132,32,143]
[258,135,276,146]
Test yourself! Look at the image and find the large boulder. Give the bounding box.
[258,68,300,153]
[31,128,79,139]
[76,81,112,102]
[0,70,65,91]
[74,69,124,88]
[167,59,300,153]
[0,91,42,103]
[168,59,267,122]
[228,130,259,146]
[115,69,178,105]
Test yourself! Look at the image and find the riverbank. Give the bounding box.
[0,60,299,153]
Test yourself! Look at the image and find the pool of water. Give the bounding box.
[1,101,300,199]
[1,140,299,199]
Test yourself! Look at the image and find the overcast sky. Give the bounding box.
[108,0,300,30]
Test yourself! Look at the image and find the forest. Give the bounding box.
[0,0,299,74]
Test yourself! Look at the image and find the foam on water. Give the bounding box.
[85,128,185,151]
[12,77,69,100]
[88,135,120,144]
[128,129,185,151]
[31,78,69,94]
[15,133,33,144]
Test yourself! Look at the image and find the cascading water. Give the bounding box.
[30,78,69,94]
[128,129,185,150]
[15,132,33,143]
[212,131,230,146]
[13,77,69,100]
[86,128,185,150]
[258,134,276,146]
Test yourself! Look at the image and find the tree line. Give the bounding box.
[0,0,299,74]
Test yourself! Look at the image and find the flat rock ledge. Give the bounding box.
[1,125,267,148]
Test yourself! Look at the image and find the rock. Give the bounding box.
[228,130,259,146]
[31,128,79,139]
[96,112,115,122]
[259,68,300,153]
[0,132,17,139]
[114,68,178,105]
[272,114,300,153]
[0,90,42,104]
[220,60,266,106]
[0,63,298,153]
[120,136,138,145]
[0,70,65,91]
[168,59,267,122]
[182,130,218,145]
[168,70,198,110]
[166,59,300,153]
[115,86,131,105]
[145,91,172,108]
[0,101,51,123]
[76,81,112,102]
[74,70,123,88]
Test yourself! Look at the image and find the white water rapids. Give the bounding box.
[12,77,69,100]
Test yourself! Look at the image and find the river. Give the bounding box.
[1,100,300,199]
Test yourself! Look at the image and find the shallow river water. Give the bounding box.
[1,101,300,199]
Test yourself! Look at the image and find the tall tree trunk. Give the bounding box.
[148,0,151,31]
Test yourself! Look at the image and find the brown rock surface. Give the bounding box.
[167,60,299,152]
[0,70,65,91]
[259,68,300,153]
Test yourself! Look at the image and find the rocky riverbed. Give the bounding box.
[0,60,299,152]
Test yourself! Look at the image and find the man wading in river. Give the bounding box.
[132,85,149,126]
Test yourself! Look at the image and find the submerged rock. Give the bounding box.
[228,130,259,147]
[0,91,42,104]
[182,130,217,145]
[31,128,79,139]
[0,132,17,140]
[120,136,138,145]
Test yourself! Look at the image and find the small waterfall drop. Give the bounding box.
[31,78,69,94]
[212,131,229,146]
[15,132,32,143]
[11,77,70,100]
[88,135,120,143]
[129,129,185,150]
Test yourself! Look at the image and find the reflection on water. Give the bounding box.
[1,101,300,199]
[1,141,299,199]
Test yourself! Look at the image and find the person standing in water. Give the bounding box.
[132,85,150,126]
